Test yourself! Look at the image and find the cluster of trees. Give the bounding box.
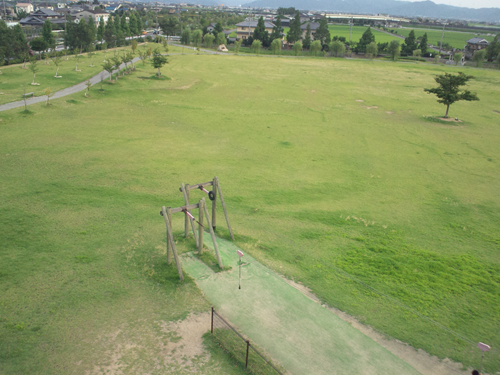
[0,20,30,65]
[65,11,144,52]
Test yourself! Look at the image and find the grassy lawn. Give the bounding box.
[1,53,499,373]
[329,24,402,44]
[0,43,187,106]
[390,28,497,49]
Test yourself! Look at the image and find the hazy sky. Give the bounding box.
[407,0,499,9]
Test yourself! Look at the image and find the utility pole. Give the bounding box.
[349,17,353,43]
[438,23,445,56]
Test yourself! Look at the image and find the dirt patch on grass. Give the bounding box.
[493,110,499,114]
[159,312,210,365]
[86,312,211,375]
[176,80,200,90]
[386,111,394,114]
[355,99,364,102]
[438,117,462,122]
[281,277,468,375]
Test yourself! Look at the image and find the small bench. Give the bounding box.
[22,92,34,98]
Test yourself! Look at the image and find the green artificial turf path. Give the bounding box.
[183,237,422,375]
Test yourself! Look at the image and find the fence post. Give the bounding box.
[245,340,250,368]
[211,307,214,334]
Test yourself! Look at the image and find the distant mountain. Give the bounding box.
[239,0,500,23]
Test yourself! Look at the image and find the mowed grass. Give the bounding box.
[390,27,497,49]
[329,24,402,44]
[0,43,187,106]
[1,54,500,373]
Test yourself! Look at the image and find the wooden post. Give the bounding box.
[198,199,204,254]
[216,178,235,240]
[166,207,172,264]
[212,177,217,231]
[181,183,199,247]
[201,198,223,268]
[181,183,190,238]
[161,206,184,281]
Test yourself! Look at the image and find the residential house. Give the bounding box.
[19,8,66,27]
[15,2,34,13]
[0,2,16,18]
[34,3,55,11]
[465,37,490,57]
[235,20,274,40]
[301,22,320,39]
[207,22,216,32]
[74,9,109,25]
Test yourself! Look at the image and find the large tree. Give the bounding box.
[159,17,178,39]
[42,19,55,52]
[424,72,479,118]
[472,49,486,67]
[388,40,400,61]
[486,37,500,62]
[103,16,116,47]
[192,29,202,48]
[402,30,417,55]
[356,27,375,53]
[313,18,330,46]
[269,15,283,44]
[303,23,311,50]
[97,17,105,43]
[120,13,130,37]
[252,16,269,47]
[419,33,428,55]
[286,11,301,45]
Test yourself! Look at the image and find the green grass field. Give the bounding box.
[390,27,497,49]
[1,52,500,373]
[0,43,188,106]
[329,25,402,44]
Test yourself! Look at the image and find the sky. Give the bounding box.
[407,0,499,9]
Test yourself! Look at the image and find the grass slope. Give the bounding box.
[1,54,499,373]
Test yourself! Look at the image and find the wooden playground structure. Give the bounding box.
[160,177,234,281]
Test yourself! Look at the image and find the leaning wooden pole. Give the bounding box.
[161,205,184,281]
[166,207,172,264]
[201,198,223,268]
[198,200,204,254]
[181,183,199,247]
[211,177,217,231]
[215,177,235,240]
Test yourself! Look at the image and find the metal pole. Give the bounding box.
[439,24,445,56]
[245,341,250,368]
[480,352,484,374]
[239,259,241,289]
[349,17,353,43]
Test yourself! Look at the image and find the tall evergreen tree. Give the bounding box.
[136,13,143,33]
[129,12,138,36]
[486,37,500,62]
[103,16,116,47]
[42,19,55,51]
[286,11,301,45]
[419,33,428,55]
[356,27,375,53]
[87,17,97,46]
[252,16,269,47]
[97,17,105,43]
[303,23,311,49]
[121,13,130,37]
[402,30,417,55]
[114,16,125,46]
[313,18,330,46]
[269,15,283,44]
[11,23,29,60]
